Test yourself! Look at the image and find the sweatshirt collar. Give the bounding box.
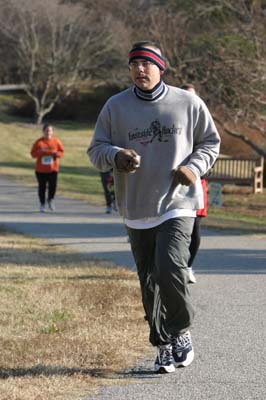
[134,79,166,101]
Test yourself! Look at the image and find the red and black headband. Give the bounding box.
[128,46,166,71]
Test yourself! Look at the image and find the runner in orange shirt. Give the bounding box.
[31,124,64,212]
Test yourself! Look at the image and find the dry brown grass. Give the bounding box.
[0,228,151,400]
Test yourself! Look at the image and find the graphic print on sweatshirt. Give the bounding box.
[128,119,182,145]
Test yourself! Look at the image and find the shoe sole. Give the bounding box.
[174,348,194,368]
[188,271,197,284]
[154,365,176,374]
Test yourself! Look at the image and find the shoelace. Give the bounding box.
[172,332,191,351]
[159,344,173,364]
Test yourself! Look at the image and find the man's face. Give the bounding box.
[129,47,161,90]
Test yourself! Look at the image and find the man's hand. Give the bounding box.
[173,166,197,186]
[115,149,140,173]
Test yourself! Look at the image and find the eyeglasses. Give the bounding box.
[129,61,154,70]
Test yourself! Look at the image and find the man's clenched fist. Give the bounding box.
[115,149,140,173]
[173,166,197,186]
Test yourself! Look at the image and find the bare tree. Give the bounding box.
[201,0,266,158]
[0,0,122,123]
[143,0,266,158]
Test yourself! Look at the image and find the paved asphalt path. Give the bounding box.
[1,175,266,400]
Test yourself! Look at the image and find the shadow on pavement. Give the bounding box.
[0,365,113,379]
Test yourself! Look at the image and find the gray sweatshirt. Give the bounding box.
[88,86,220,219]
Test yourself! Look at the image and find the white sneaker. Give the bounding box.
[172,331,194,367]
[48,200,55,211]
[188,268,197,284]
[40,204,45,213]
[105,206,112,214]
[154,343,175,374]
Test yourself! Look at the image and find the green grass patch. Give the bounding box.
[209,207,265,224]
[0,121,105,205]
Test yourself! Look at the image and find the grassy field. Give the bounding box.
[0,227,151,400]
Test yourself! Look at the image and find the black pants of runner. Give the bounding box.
[100,171,114,207]
[35,171,58,205]
[127,217,195,346]
[188,216,202,268]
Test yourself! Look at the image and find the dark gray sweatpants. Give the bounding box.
[127,217,195,347]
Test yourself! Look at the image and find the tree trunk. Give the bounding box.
[35,109,51,125]
[36,113,43,125]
